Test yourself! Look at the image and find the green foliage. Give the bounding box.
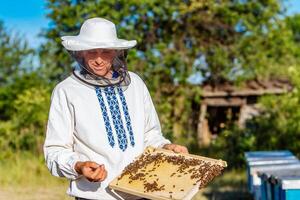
[39,0,295,148]
[208,65,300,168]
[244,66,300,156]
[0,74,51,155]
[206,125,255,168]
[0,21,52,156]
[1,1,300,164]
[0,21,34,86]
[215,13,300,168]
[41,0,293,82]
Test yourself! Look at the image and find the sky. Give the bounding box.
[0,0,300,49]
[0,0,48,48]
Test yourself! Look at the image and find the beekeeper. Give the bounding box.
[43,17,188,200]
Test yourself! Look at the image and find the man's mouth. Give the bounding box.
[93,64,105,69]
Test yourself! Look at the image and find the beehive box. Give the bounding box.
[109,146,227,200]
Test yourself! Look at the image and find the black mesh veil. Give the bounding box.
[68,49,131,89]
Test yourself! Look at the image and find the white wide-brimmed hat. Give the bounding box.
[61,17,137,51]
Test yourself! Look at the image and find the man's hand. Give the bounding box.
[162,143,189,154]
[75,161,107,182]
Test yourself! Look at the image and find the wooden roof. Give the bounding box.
[202,79,292,98]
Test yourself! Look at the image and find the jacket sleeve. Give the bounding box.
[43,86,89,180]
[143,83,171,148]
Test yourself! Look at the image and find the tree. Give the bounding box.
[0,21,51,155]
[39,0,294,147]
[229,13,300,162]
[0,21,34,86]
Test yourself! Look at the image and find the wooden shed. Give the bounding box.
[197,79,292,147]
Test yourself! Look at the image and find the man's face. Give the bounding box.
[80,48,117,77]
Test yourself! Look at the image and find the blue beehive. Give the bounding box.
[250,161,300,200]
[245,151,293,162]
[269,169,300,200]
[245,151,297,200]
[258,164,300,200]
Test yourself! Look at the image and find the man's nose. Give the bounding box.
[95,57,103,65]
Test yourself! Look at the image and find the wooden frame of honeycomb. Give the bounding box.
[109,146,227,200]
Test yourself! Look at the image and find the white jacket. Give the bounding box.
[43,71,171,200]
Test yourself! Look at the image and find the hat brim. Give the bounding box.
[61,36,137,51]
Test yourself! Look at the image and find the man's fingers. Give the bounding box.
[166,144,176,151]
[94,166,104,181]
[81,162,108,182]
[86,162,100,169]
[182,147,189,153]
[93,167,107,182]
[174,146,181,153]
[82,164,98,174]
[89,167,102,179]
[173,146,189,153]
[98,168,107,181]
[177,146,188,153]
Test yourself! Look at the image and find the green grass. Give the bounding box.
[0,152,66,187]
[0,153,252,200]
[0,152,72,200]
[194,169,253,200]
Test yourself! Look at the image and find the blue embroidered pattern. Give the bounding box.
[117,87,135,146]
[95,87,115,148]
[94,85,135,151]
[104,86,128,151]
